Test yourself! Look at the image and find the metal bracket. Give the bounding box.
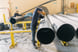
[60,41,68,46]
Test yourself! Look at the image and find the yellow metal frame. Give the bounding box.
[1,14,40,48]
[2,14,69,48]
[2,14,68,48]
[37,40,41,48]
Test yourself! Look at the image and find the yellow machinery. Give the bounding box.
[1,14,40,48]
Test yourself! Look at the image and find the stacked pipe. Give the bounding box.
[58,14,78,38]
[37,16,55,44]
[47,15,75,42]
[67,13,78,17]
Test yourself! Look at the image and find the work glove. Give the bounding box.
[41,11,46,16]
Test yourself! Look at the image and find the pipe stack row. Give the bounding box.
[37,15,75,45]
[10,14,77,45]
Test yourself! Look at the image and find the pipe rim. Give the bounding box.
[10,18,16,24]
[37,28,55,44]
[57,24,75,42]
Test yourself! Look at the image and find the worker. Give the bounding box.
[31,8,46,49]
[14,10,22,17]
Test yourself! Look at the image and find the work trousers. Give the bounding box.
[31,26,37,46]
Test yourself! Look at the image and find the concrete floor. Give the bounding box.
[0,31,78,52]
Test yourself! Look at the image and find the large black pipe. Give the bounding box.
[58,14,78,38]
[53,15,75,42]
[10,16,25,24]
[57,24,75,42]
[76,29,78,38]
[48,15,75,42]
[37,28,55,44]
[37,17,55,44]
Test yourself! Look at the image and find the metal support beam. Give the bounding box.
[62,0,64,14]
[3,14,6,24]
[21,0,56,14]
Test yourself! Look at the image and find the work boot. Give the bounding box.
[32,40,38,49]
[33,45,38,49]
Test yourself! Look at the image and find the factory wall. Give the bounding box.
[10,0,78,16]
[65,0,78,8]
[43,0,62,14]
[10,0,62,16]
[0,0,10,23]
[10,0,49,16]
[64,0,78,14]
[0,0,78,23]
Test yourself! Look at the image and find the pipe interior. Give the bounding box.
[57,24,75,42]
[76,28,78,38]
[37,28,55,44]
[10,18,16,24]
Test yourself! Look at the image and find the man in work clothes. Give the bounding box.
[31,8,46,49]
